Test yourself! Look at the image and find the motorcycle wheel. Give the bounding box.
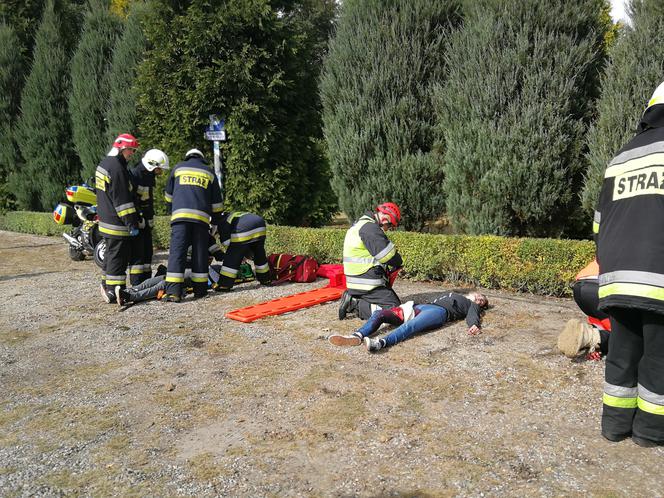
[68,245,86,261]
[93,239,106,269]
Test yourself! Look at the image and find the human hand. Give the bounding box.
[467,325,481,336]
[209,224,218,236]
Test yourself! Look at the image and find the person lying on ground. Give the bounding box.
[329,291,489,353]
[109,263,253,307]
[557,259,610,360]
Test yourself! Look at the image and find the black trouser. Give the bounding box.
[102,237,130,290]
[603,308,664,442]
[128,227,153,285]
[165,222,209,297]
[217,239,270,290]
[348,286,401,320]
[573,279,609,320]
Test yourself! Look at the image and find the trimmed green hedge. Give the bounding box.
[0,211,595,296]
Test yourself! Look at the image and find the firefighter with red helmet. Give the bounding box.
[339,202,403,320]
[96,133,141,303]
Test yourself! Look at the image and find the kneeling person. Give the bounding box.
[339,202,403,320]
[557,260,611,359]
[213,211,271,291]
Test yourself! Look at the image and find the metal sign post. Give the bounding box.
[204,115,227,200]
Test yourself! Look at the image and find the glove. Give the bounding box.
[137,218,146,229]
[129,227,140,237]
[209,224,218,236]
[147,218,154,228]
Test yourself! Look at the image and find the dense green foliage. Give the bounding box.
[0,24,24,211]
[14,0,82,211]
[0,210,594,296]
[0,0,46,54]
[106,0,151,143]
[321,0,462,231]
[70,0,122,180]
[582,0,664,213]
[436,0,610,237]
[136,0,337,226]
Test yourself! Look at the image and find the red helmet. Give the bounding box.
[112,133,139,150]
[376,202,401,227]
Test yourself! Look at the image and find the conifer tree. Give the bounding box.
[15,0,81,211]
[321,0,462,230]
[436,0,609,237]
[582,0,664,214]
[137,0,337,226]
[0,24,24,211]
[69,0,121,179]
[106,0,151,143]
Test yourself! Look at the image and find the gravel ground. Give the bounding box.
[0,230,662,497]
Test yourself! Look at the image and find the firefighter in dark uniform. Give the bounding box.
[213,211,271,291]
[595,81,664,447]
[338,202,403,320]
[163,148,223,302]
[128,149,169,285]
[96,133,141,303]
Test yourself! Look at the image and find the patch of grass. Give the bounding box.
[186,452,234,481]
[23,404,121,445]
[40,467,169,497]
[305,391,367,431]
[0,404,31,428]
[0,330,31,346]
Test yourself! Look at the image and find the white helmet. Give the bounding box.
[142,149,169,171]
[185,148,205,160]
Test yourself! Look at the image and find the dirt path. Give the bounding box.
[0,230,662,497]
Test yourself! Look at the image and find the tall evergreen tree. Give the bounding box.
[582,0,664,214]
[137,0,337,226]
[436,0,610,237]
[15,0,81,211]
[320,0,462,231]
[69,0,121,179]
[106,0,151,143]
[0,0,46,55]
[0,23,25,211]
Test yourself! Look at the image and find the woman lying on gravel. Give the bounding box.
[328,291,489,353]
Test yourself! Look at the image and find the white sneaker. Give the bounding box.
[328,333,362,347]
[364,337,383,353]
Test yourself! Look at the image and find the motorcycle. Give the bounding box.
[53,184,105,268]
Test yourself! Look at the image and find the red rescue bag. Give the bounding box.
[268,253,319,284]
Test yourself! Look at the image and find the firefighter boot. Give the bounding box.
[557,319,601,357]
[338,291,358,320]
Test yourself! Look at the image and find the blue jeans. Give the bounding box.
[357,304,448,348]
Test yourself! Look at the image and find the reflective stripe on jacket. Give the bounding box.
[343,213,400,292]
[596,105,664,314]
[164,158,223,226]
[219,212,267,247]
[95,155,139,239]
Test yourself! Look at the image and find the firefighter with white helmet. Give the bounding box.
[163,148,223,301]
[127,149,170,285]
[338,202,404,320]
[96,133,141,303]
